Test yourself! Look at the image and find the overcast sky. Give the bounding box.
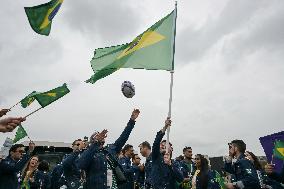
[1,0,284,158]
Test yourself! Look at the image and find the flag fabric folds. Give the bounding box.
[214,171,225,189]
[20,91,39,108]
[259,131,284,173]
[13,125,28,143]
[24,0,64,36]
[86,7,177,84]
[273,140,284,160]
[34,83,70,107]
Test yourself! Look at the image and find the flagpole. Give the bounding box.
[9,101,21,110]
[24,107,43,119]
[166,1,177,154]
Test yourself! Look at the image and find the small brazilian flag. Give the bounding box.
[21,91,39,108]
[34,83,70,107]
[13,125,28,143]
[86,6,177,84]
[214,171,225,189]
[24,0,64,36]
[273,140,284,160]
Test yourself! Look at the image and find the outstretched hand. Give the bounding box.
[94,129,108,143]
[131,109,140,121]
[0,117,26,133]
[0,109,10,118]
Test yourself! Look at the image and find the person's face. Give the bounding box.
[126,147,134,157]
[29,157,39,168]
[229,143,236,157]
[139,146,147,157]
[11,147,25,160]
[72,140,84,151]
[133,155,141,165]
[244,152,253,162]
[194,155,201,168]
[184,148,193,159]
[160,142,173,154]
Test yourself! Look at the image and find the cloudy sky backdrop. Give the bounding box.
[1,0,284,157]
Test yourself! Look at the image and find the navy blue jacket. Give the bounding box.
[78,119,136,189]
[144,154,153,187]
[50,163,65,189]
[224,154,261,189]
[178,159,196,189]
[132,164,145,188]
[151,131,184,189]
[0,154,30,189]
[119,156,139,189]
[62,151,81,182]
[34,170,51,189]
[268,165,284,184]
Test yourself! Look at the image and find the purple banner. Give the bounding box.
[259,131,284,173]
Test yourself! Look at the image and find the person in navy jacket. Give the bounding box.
[77,109,140,189]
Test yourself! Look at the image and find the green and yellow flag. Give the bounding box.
[86,7,177,84]
[273,140,284,160]
[214,171,226,189]
[34,83,70,107]
[21,91,39,108]
[24,0,64,36]
[13,125,28,143]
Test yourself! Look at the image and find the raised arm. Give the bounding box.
[78,129,107,170]
[152,118,171,161]
[113,109,140,153]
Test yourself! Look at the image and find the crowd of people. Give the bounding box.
[0,108,283,189]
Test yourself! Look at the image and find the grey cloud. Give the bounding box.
[176,0,269,64]
[63,0,143,43]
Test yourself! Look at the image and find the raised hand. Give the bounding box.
[0,117,26,133]
[94,129,108,143]
[130,109,140,121]
[29,141,35,153]
[0,109,10,117]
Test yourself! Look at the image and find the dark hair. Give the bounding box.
[231,140,246,153]
[122,144,133,154]
[9,144,25,154]
[38,160,50,172]
[139,141,151,150]
[161,140,172,146]
[72,139,82,146]
[246,151,262,170]
[183,146,192,153]
[132,153,139,161]
[196,154,209,189]
[175,155,184,161]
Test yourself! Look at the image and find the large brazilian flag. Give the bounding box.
[86,7,177,84]
[24,0,64,36]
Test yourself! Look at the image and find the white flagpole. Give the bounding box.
[166,1,177,154]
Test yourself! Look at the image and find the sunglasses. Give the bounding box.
[16,150,25,153]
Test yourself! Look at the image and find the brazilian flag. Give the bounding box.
[34,83,70,107]
[214,171,226,189]
[86,6,177,84]
[13,125,28,143]
[273,140,284,160]
[24,0,64,36]
[21,91,39,108]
